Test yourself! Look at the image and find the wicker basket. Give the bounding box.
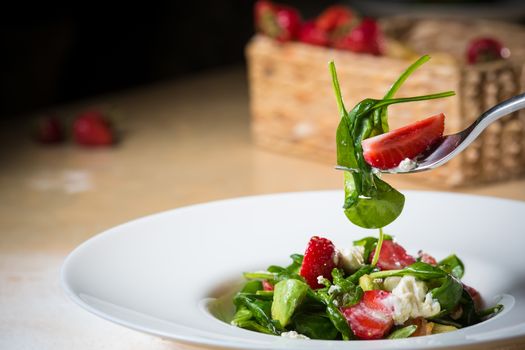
[246,18,525,187]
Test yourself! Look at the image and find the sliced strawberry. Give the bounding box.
[418,251,437,266]
[298,21,329,47]
[341,289,394,339]
[361,113,445,170]
[370,240,416,271]
[299,236,336,289]
[34,115,64,144]
[262,280,274,291]
[463,284,483,310]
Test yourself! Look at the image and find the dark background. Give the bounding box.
[0,1,338,118]
[1,1,524,118]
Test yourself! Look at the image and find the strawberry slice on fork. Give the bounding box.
[361,113,445,170]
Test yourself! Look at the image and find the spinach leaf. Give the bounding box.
[387,325,418,339]
[271,279,309,327]
[353,235,392,263]
[243,271,276,280]
[244,254,305,282]
[233,320,276,334]
[370,262,448,280]
[316,290,354,340]
[346,265,376,285]
[438,254,465,279]
[431,276,463,312]
[330,268,364,307]
[234,294,281,335]
[231,280,264,327]
[292,312,339,340]
[288,254,304,273]
[240,280,263,294]
[457,288,480,326]
[343,173,406,229]
[231,307,253,326]
[330,57,455,229]
[479,304,503,319]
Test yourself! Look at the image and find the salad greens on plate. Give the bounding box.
[230,56,502,340]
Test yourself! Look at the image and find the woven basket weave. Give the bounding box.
[246,18,525,187]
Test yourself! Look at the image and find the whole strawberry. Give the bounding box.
[298,21,330,47]
[73,110,114,146]
[254,0,301,42]
[315,5,354,34]
[334,18,383,55]
[467,37,508,64]
[34,115,64,144]
[299,236,336,289]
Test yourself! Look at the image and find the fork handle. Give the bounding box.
[472,92,525,135]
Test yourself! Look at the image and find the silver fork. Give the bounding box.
[336,92,525,174]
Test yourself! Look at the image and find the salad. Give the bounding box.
[231,56,502,339]
[231,235,502,340]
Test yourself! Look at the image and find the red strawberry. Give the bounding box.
[299,236,336,289]
[370,240,416,271]
[341,289,394,339]
[34,115,64,144]
[463,284,483,310]
[362,113,445,170]
[298,21,329,47]
[315,5,354,33]
[254,1,301,42]
[262,280,274,291]
[467,37,508,64]
[73,110,114,146]
[418,251,437,266]
[334,18,383,55]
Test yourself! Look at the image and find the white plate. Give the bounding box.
[62,190,525,349]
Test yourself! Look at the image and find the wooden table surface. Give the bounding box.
[1,67,524,349]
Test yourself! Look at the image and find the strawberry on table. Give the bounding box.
[361,113,445,170]
[73,110,114,146]
[340,289,394,339]
[34,115,64,144]
[299,236,336,289]
[370,240,416,271]
[254,0,301,42]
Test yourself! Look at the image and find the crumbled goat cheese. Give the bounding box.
[328,285,341,295]
[391,158,417,173]
[385,275,441,325]
[281,331,310,339]
[336,246,365,273]
[317,275,329,285]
